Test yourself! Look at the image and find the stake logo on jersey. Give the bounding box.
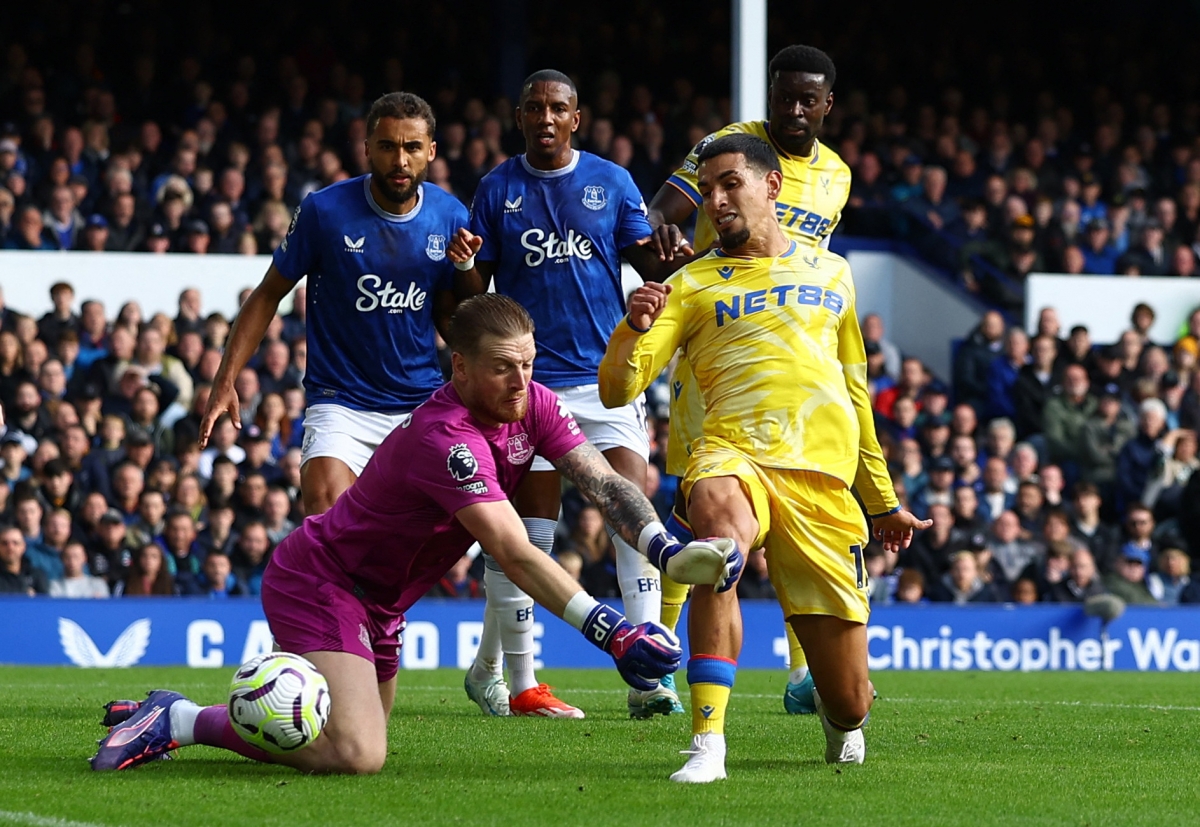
[354,275,427,314]
[272,176,468,412]
[470,150,653,386]
[521,228,593,267]
[447,443,479,481]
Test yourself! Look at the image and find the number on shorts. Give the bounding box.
[850,543,865,589]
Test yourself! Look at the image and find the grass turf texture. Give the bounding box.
[0,668,1196,826]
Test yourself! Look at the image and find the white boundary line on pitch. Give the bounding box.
[0,812,111,827]
[394,686,1200,713]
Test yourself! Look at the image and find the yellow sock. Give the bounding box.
[687,656,737,735]
[660,575,689,634]
[787,625,808,681]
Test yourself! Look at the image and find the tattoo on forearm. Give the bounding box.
[553,442,658,548]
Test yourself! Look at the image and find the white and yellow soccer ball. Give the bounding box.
[228,652,331,754]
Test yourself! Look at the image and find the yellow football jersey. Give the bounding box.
[666,120,852,251]
[665,121,852,476]
[599,243,898,517]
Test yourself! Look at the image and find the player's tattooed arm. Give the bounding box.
[551,441,658,550]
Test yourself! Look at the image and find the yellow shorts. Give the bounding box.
[682,438,870,624]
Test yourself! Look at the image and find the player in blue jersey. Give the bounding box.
[454,70,684,720]
[199,92,482,517]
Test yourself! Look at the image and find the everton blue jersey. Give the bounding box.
[273,176,465,412]
[470,151,651,386]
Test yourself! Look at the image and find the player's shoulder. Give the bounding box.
[476,157,521,191]
[420,182,469,221]
[786,245,854,290]
[810,140,852,177]
[676,248,734,286]
[303,175,367,210]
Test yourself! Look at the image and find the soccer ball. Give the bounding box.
[227,652,331,754]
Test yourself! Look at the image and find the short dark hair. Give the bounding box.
[768,45,836,88]
[697,134,782,178]
[520,70,577,101]
[447,294,535,358]
[365,92,436,138]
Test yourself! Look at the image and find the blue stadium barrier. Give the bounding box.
[2,597,1197,672]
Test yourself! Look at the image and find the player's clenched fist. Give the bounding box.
[580,604,681,690]
[448,227,483,265]
[626,282,673,332]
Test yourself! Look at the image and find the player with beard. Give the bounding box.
[451,70,685,720]
[642,46,853,716]
[199,92,482,516]
[92,295,743,775]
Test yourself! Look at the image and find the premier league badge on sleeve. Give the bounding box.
[426,234,447,261]
[582,185,607,211]
[447,443,479,481]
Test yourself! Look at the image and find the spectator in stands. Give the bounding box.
[954,310,1006,415]
[113,542,175,597]
[1102,545,1158,605]
[1046,548,1106,602]
[4,205,55,250]
[1081,218,1119,274]
[0,525,47,595]
[230,520,271,595]
[261,486,295,545]
[1116,398,1170,514]
[1043,363,1096,469]
[198,416,245,480]
[126,489,166,549]
[1142,427,1198,517]
[989,509,1043,582]
[49,540,109,598]
[929,550,1001,604]
[861,313,901,381]
[1078,383,1136,490]
[1012,334,1061,439]
[986,326,1029,421]
[911,455,956,519]
[875,356,928,419]
[1147,548,1191,604]
[197,499,237,558]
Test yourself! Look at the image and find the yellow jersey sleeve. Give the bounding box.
[598,277,689,411]
[837,293,902,517]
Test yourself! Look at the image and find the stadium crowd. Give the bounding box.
[1,0,1199,607]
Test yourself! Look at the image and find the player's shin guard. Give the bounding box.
[688,655,737,735]
[611,527,661,625]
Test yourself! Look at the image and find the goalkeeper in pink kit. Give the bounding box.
[90,294,742,775]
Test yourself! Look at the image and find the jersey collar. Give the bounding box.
[363,176,425,223]
[519,149,580,178]
[763,122,821,166]
[714,239,798,261]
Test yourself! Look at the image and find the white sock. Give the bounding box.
[789,666,810,685]
[470,544,503,682]
[168,699,202,746]
[612,528,661,625]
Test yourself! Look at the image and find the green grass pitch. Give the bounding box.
[0,667,1197,826]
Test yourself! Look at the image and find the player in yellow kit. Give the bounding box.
[599,134,929,782]
[645,45,851,714]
